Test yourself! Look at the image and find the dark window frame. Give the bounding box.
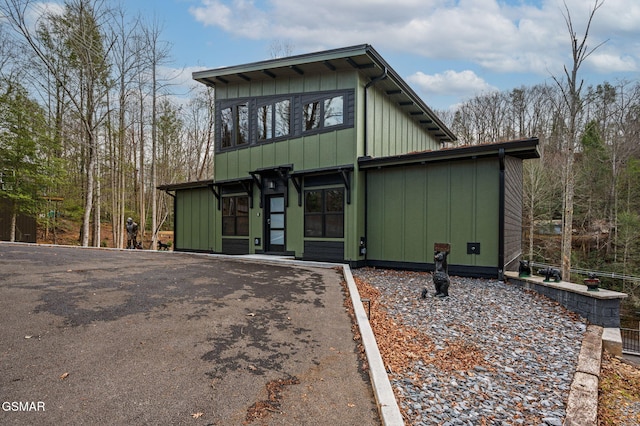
[304,188,344,238]
[220,103,250,148]
[216,89,354,153]
[302,94,345,133]
[257,98,291,142]
[222,195,249,236]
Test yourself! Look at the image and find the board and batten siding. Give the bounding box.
[215,128,357,181]
[175,187,217,252]
[364,82,440,158]
[503,155,524,271]
[366,158,500,268]
[213,71,357,101]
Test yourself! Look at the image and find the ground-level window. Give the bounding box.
[304,188,344,238]
[222,196,249,236]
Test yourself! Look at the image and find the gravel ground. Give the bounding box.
[353,268,588,426]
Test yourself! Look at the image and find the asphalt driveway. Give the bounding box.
[0,243,379,425]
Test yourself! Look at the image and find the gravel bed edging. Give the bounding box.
[342,265,405,426]
[564,325,602,426]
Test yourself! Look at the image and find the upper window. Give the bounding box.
[304,188,344,238]
[217,90,353,151]
[303,95,344,132]
[222,196,249,236]
[258,99,290,141]
[221,104,249,148]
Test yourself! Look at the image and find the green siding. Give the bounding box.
[364,78,440,158]
[215,133,357,181]
[215,72,355,102]
[367,159,500,267]
[175,187,217,251]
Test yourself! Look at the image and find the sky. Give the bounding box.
[123,0,639,110]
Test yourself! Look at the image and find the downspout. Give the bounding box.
[498,148,505,282]
[362,68,387,264]
[363,68,387,158]
[163,189,176,250]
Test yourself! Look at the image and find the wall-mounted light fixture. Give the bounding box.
[268,180,277,190]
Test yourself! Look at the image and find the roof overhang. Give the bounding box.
[157,180,214,191]
[358,137,540,170]
[192,44,456,144]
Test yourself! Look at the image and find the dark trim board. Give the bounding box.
[303,241,344,262]
[174,248,216,254]
[363,260,499,278]
[222,238,250,255]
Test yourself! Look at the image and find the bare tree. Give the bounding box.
[140,17,171,250]
[551,0,605,281]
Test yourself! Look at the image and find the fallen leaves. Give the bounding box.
[244,377,300,424]
[59,372,69,380]
[598,352,640,425]
[191,412,203,419]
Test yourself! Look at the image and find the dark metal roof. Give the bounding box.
[358,137,540,169]
[193,44,456,144]
[157,180,214,191]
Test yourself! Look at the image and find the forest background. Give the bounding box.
[0,0,639,316]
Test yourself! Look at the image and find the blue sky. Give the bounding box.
[128,0,639,110]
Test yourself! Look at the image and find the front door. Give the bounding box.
[265,195,285,253]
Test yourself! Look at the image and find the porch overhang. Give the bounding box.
[357,137,540,170]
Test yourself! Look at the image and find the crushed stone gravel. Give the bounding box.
[353,268,587,426]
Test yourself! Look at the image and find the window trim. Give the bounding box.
[222,195,249,236]
[216,89,354,152]
[257,98,291,142]
[304,187,345,239]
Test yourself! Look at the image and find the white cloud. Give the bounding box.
[407,70,497,97]
[188,0,640,79]
[587,51,638,73]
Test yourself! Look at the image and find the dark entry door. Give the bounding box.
[265,195,285,253]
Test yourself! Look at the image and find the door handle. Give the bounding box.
[267,218,271,225]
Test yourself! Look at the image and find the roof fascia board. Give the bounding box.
[358,138,540,169]
[192,44,371,81]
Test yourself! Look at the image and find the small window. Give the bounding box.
[274,100,290,137]
[304,188,344,238]
[258,99,290,141]
[237,104,249,145]
[222,196,249,236]
[221,107,233,148]
[324,96,344,127]
[257,104,272,140]
[303,94,345,133]
[220,104,249,148]
[303,101,321,131]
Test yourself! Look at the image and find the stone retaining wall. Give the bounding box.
[504,272,627,328]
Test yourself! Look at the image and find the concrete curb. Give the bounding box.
[342,265,405,426]
[564,325,603,426]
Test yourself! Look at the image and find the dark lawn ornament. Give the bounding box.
[583,272,600,291]
[157,240,169,250]
[126,217,139,249]
[422,250,450,298]
[518,260,531,277]
[538,267,562,283]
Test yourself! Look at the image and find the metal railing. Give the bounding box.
[621,328,640,355]
[528,261,640,285]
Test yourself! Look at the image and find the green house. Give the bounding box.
[158,45,539,278]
